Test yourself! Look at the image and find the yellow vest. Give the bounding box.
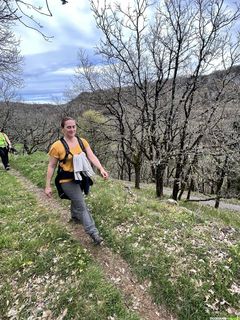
[0,132,8,148]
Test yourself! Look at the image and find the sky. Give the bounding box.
[14,1,101,104]
[13,0,239,104]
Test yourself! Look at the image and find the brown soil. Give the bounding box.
[10,168,177,320]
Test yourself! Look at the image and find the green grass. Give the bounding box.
[0,169,139,320]
[88,180,240,319]
[181,201,240,228]
[10,150,48,187]
[9,152,240,320]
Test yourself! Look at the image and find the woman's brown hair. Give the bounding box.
[61,117,75,128]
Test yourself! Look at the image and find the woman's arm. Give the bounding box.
[4,134,11,147]
[45,156,58,197]
[85,146,109,179]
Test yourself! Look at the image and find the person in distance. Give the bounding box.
[0,128,12,171]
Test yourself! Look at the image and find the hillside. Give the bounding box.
[0,151,239,319]
[1,64,240,126]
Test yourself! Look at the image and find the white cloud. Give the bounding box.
[51,67,75,76]
[14,1,98,56]
[13,0,150,103]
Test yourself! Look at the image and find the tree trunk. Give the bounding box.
[127,162,132,182]
[186,178,194,200]
[172,162,182,200]
[134,163,141,189]
[151,164,156,183]
[215,196,220,209]
[215,178,224,209]
[210,183,215,195]
[118,164,124,180]
[178,181,186,200]
[214,155,228,209]
[155,163,166,198]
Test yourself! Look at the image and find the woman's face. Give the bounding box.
[62,120,76,138]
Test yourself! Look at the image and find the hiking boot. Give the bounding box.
[91,234,103,245]
[5,166,10,171]
[69,217,81,224]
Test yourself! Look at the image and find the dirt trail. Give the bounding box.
[9,168,176,320]
[163,187,240,212]
[125,181,240,212]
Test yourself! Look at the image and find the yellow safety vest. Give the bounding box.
[0,132,8,148]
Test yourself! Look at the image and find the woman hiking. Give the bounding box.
[45,116,109,245]
[0,128,12,170]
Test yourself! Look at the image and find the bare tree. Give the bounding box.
[0,2,23,87]
[0,0,70,91]
[0,0,73,150]
[160,1,237,198]
[0,81,18,131]
[2,0,68,39]
[73,0,240,197]
[12,116,59,154]
[198,121,240,208]
[74,49,148,188]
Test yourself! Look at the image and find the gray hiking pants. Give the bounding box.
[61,181,98,236]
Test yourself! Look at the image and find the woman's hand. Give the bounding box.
[85,146,109,179]
[45,156,58,198]
[100,168,109,179]
[45,186,52,198]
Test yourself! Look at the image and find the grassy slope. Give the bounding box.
[8,152,240,320]
[0,168,138,320]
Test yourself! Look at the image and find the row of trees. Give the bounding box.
[72,0,240,206]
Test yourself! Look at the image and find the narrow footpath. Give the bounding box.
[9,168,176,320]
[164,187,240,212]
[124,182,240,212]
